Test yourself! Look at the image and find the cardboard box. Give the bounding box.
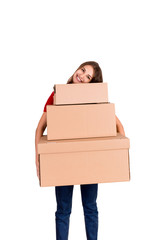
[47,103,116,140]
[38,133,130,187]
[53,82,108,105]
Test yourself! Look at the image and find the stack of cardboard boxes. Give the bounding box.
[38,82,130,187]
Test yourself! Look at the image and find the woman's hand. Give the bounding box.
[35,112,47,182]
[116,115,125,136]
[35,153,40,180]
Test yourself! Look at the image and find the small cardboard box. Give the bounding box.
[47,103,116,140]
[53,82,108,105]
[38,133,130,187]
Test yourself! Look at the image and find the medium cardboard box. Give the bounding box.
[47,103,116,140]
[53,82,108,105]
[38,133,130,187]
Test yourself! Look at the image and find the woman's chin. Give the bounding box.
[73,79,81,84]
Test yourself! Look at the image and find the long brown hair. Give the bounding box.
[67,61,103,84]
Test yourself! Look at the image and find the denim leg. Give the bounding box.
[55,185,74,240]
[80,184,98,240]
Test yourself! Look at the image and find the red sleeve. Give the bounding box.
[43,91,54,112]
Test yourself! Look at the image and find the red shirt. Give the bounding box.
[43,91,54,112]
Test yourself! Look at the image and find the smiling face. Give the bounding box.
[73,65,94,84]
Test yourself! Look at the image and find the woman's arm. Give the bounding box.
[35,112,47,179]
[115,115,125,136]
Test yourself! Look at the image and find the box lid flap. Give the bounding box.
[38,133,130,154]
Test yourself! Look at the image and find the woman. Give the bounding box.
[35,61,125,240]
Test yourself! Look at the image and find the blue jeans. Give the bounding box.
[55,184,98,240]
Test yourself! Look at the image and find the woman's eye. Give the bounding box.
[88,76,90,79]
[81,68,85,72]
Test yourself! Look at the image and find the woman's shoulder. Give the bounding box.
[43,91,54,112]
[49,91,54,97]
[46,91,54,102]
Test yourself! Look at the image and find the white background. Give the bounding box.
[0,0,160,239]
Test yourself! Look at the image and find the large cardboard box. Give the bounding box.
[38,133,130,187]
[53,82,108,105]
[47,103,116,140]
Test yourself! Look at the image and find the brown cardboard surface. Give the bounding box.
[47,103,116,140]
[38,133,130,154]
[38,133,130,187]
[53,82,108,105]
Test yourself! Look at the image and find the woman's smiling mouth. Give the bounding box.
[76,74,83,82]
